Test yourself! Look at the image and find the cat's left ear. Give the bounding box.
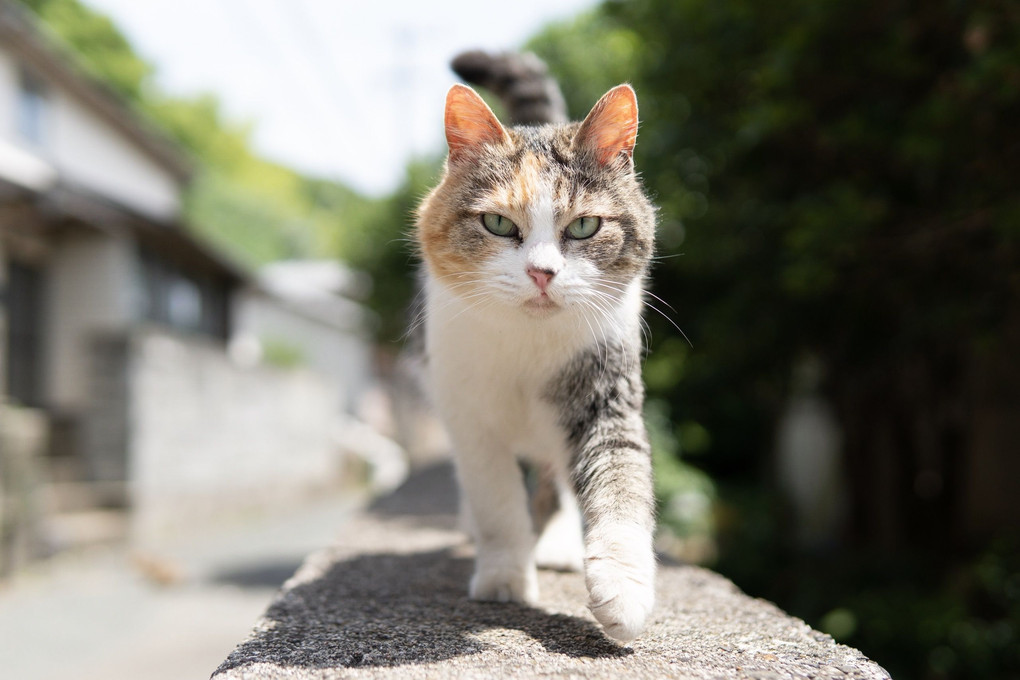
[445,84,508,163]
[575,84,639,166]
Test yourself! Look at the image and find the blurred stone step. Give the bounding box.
[39,481,128,514]
[43,509,129,552]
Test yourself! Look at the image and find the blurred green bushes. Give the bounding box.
[530,2,1019,678]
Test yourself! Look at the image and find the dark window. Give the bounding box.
[17,70,47,148]
[6,261,46,407]
[137,247,231,341]
[201,280,231,341]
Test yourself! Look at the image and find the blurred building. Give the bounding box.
[0,1,373,571]
[236,260,374,415]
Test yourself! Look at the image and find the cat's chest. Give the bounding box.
[425,288,590,459]
[429,337,570,461]
[427,309,576,407]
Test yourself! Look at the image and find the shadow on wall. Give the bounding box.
[213,547,629,673]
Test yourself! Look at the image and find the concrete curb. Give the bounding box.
[213,464,891,680]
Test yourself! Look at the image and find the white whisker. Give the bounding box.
[588,277,692,348]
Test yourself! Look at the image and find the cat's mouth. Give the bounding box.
[523,292,561,314]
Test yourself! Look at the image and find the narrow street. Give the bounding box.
[0,493,362,680]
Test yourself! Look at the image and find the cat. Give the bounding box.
[414,65,657,643]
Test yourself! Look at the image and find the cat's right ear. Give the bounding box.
[445,84,507,163]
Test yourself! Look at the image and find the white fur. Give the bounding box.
[527,182,556,234]
[423,241,652,640]
[585,522,656,643]
[524,186,564,274]
[533,479,585,572]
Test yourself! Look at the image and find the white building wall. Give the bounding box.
[0,44,180,218]
[45,231,136,409]
[234,291,374,413]
[0,47,56,192]
[0,47,16,138]
[48,90,180,219]
[129,330,342,541]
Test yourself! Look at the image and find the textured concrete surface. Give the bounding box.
[214,465,891,680]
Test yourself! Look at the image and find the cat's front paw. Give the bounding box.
[584,530,656,643]
[470,559,539,604]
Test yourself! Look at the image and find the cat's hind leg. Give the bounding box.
[531,465,584,572]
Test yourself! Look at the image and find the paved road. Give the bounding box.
[214,465,891,680]
[0,493,361,680]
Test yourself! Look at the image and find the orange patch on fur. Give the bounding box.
[416,176,497,285]
[515,153,544,210]
[478,152,547,230]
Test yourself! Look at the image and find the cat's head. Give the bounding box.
[417,84,655,319]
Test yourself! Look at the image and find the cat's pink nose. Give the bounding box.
[528,268,555,292]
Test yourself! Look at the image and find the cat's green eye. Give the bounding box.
[566,216,602,239]
[481,213,517,237]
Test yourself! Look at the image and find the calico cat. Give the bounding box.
[415,74,657,643]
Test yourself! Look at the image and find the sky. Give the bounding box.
[82,0,599,196]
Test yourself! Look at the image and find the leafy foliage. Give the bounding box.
[532,0,1020,512]
[532,1,1020,678]
[349,157,442,344]
[18,0,151,99]
[525,10,643,120]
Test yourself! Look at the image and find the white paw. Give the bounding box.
[470,559,539,603]
[534,509,584,572]
[584,531,656,643]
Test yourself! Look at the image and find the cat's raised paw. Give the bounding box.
[584,535,656,643]
[469,562,539,604]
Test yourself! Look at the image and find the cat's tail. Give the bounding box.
[450,50,568,126]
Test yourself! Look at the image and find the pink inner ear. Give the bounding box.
[445,85,507,160]
[577,85,639,165]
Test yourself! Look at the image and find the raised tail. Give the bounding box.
[450,50,568,126]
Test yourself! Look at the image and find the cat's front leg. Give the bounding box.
[452,434,538,604]
[572,418,656,643]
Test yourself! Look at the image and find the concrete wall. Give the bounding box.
[44,230,135,410]
[0,47,16,141]
[0,405,48,576]
[126,330,343,541]
[234,291,373,414]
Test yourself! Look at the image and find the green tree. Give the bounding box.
[18,0,150,99]
[352,156,443,344]
[534,0,1020,537]
[533,1,1020,678]
[526,10,642,119]
[15,0,388,271]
